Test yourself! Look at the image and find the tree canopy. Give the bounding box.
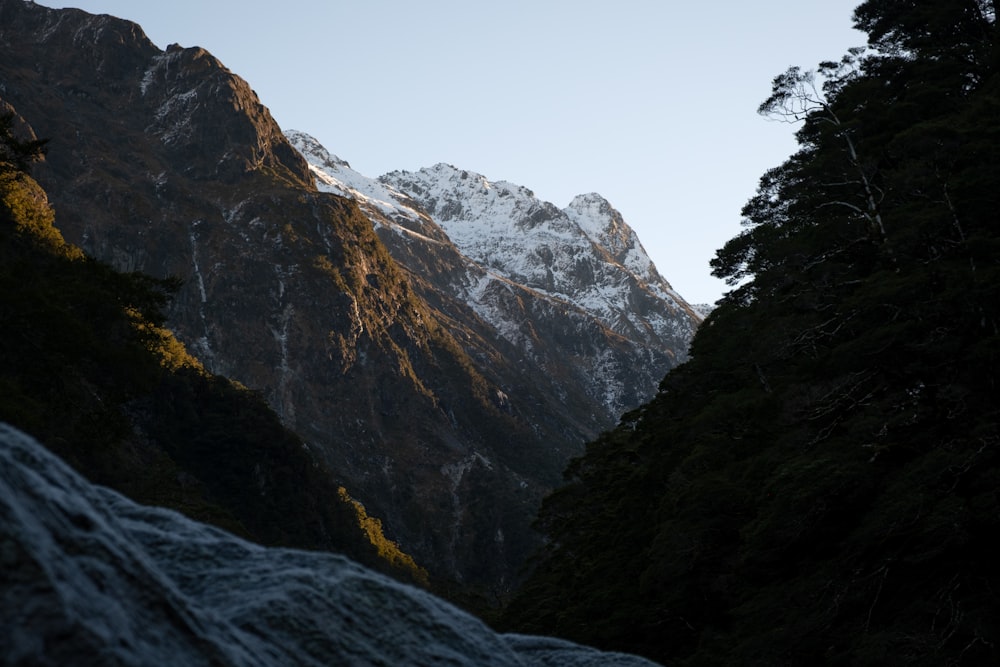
[502,2,1000,664]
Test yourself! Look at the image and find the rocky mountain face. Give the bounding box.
[0,422,662,667]
[289,131,701,423]
[0,0,698,593]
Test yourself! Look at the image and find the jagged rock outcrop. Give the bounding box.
[0,0,699,593]
[0,422,662,667]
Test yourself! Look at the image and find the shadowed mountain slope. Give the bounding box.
[0,0,699,594]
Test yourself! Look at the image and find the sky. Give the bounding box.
[39,1,866,305]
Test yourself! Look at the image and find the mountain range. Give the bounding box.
[289,129,700,425]
[0,0,700,595]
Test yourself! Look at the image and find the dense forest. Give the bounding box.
[503,1,1000,664]
[0,109,427,587]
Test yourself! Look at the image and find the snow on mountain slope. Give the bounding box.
[563,191,674,299]
[286,130,448,245]
[287,130,700,356]
[0,422,661,666]
[381,163,702,341]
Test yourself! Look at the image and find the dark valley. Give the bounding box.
[3,0,999,665]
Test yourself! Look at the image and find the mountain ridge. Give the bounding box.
[289,130,700,420]
[0,0,699,593]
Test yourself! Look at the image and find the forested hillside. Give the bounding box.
[503,1,1000,664]
[0,109,426,586]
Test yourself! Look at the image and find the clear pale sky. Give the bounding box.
[39,1,865,305]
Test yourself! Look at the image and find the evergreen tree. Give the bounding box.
[503,2,1000,664]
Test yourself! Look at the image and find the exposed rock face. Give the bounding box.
[0,422,662,667]
[0,0,699,592]
[380,163,701,416]
[290,132,702,424]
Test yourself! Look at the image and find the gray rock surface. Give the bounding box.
[0,422,661,667]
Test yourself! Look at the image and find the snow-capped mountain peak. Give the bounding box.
[378,163,697,326]
[286,131,701,421]
[565,192,631,252]
[381,163,575,239]
[287,129,416,218]
[286,129,351,171]
[287,130,454,247]
[563,192,666,290]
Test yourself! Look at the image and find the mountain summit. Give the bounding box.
[290,131,701,420]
